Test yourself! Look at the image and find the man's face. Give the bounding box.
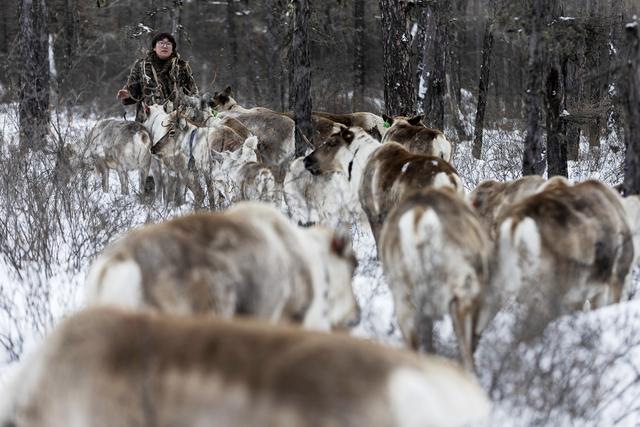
[154,38,173,60]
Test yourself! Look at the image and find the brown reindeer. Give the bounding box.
[0,307,490,427]
[492,179,634,337]
[209,86,298,173]
[379,187,493,372]
[85,201,359,331]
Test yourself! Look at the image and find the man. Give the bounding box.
[117,32,198,122]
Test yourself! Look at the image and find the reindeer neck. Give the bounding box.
[345,136,380,192]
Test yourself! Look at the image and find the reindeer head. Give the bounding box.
[303,127,356,176]
[208,86,236,112]
[150,112,189,158]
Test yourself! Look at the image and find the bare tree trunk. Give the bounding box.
[292,0,313,158]
[545,56,567,177]
[564,54,582,161]
[380,0,415,116]
[18,0,50,152]
[585,4,603,152]
[352,0,365,111]
[472,18,494,159]
[522,0,546,176]
[171,1,183,46]
[419,1,445,129]
[226,0,239,91]
[544,0,566,177]
[622,20,640,195]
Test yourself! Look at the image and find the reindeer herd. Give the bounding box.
[2,86,639,427]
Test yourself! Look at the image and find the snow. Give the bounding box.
[0,103,639,425]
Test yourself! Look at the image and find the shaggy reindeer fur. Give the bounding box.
[379,188,492,372]
[85,202,359,331]
[493,179,634,337]
[0,307,490,427]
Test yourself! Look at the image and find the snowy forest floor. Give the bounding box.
[0,101,639,426]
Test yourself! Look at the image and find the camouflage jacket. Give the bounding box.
[122,51,198,120]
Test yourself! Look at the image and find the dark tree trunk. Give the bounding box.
[353,0,365,111]
[544,0,567,177]
[226,0,239,91]
[419,1,446,129]
[564,55,581,161]
[380,0,415,116]
[522,0,546,176]
[292,0,313,158]
[545,57,567,177]
[18,0,50,152]
[585,4,604,151]
[472,19,494,159]
[170,1,183,46]
[61,0,78,76]
[450,0,468,106]
[622,20,640,195]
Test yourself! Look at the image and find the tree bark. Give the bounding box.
[544,0,566,177]
[352,0,365,111]
[226,0,239,91]
[292,0,313,158]
[522,0,546,176]
[622,20,640,195]
[472,18,494,159]
[419,1,445,129]
[171,1,183,46]
[18,0,50,152]
[545,57,567,177]
[380,0,415,116]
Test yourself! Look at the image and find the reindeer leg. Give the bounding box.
[450,298,476,373]
[98,164,109,193]
[118,170,129,195]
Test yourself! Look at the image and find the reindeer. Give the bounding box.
[150,110,246,208]
[84,119,152,196]
[492,179,634,338]
[381,114,453,161]
[379,187,493,372]
[85,201,359,331]
[0,307,490,427]
[304,127,464,244]
[209,86,298,175]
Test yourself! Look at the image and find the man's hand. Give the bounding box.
[116,89,130,100]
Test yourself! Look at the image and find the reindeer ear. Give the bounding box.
[341,128,355,144]
[223,86,232,97]
[408,115,423,126]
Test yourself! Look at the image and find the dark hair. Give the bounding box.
[151,32,177,51]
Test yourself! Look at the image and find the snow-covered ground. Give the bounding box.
[0,103,638,426]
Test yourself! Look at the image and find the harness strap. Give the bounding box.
[187,128,198,170]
